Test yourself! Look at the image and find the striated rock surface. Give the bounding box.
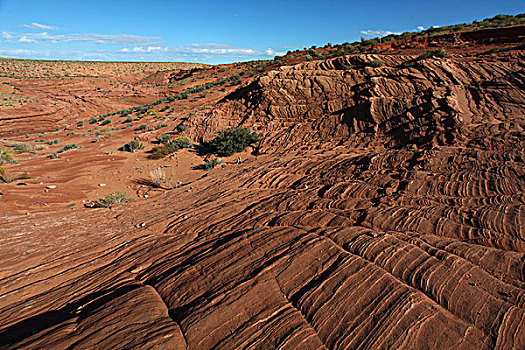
[1,50,525,349]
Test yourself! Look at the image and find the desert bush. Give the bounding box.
[150,123,167,131]
[368,59,384,67]
[149,168,166,187]
[418,49,448,60]
[171,136,193,149]
[206,127,260,156]
[100,119,111,126]
[119,140,144,152]
[157,134,171,144]
[57,144,80,153]
[149,136,193,159]
[149,168,177,188]
[202,158,223,170]
[135,124,147,131]
[77,120,84,127]
[123,116,133,123]
[95,191,130,207]
[0,167,30,183]
[8,142,34,154]
[89,117,98,124]
[0,147,15,164]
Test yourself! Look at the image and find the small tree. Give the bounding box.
[207,127,261,157]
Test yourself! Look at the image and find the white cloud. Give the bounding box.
[120,46,168,53]
[265,48,286,56]
[2,31,161,46]
[19,36,36,43]
[23,22,59,30]
[182,43,256,55]
[0,31,288,64]
[0,48,38,56]
[147,46,168,52]
[360,30,401,37]
[417,26,425,31]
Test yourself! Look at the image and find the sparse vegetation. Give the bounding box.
[418,49,448,59]
[149,136,193,159]
[368,59,384,67]
[202,158,224,170]
[0,147,15,164]
[0,167,30,183]
[157,134,171,144]
[8,142,34,154]
[57,144,81,153]
[119,140,144,152]
[149,168,178,188]
[95,191,130,207]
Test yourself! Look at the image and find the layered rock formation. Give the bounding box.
[1,51,524,349]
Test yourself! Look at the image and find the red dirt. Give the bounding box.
[0,30,524,349]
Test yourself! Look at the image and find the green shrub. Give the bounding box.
[369,59,384,67]
[57,144,81,153]
[206,127,261,156]
[123,116,133,123]
[157,134,171,144]
[149,136,192,159]
[202,158,223,170]
[418,49,448,60]
[100,119,111,126]
[8,142,34,154]
[0,147,15,164]
[119,140,144,152]
[95,191,130,207]
[77,120,84,127]
[89,117,98,124]
[171,136,193,149]
[135,124,147,131]
[152,123,167,131]
[176,123,186,132]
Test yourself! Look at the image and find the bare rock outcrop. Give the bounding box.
[1,50,524,349]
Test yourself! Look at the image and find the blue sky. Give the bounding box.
[0,0,523,64]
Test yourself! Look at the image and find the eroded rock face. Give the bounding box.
[192,53,525,154]
[1,51,525,349]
